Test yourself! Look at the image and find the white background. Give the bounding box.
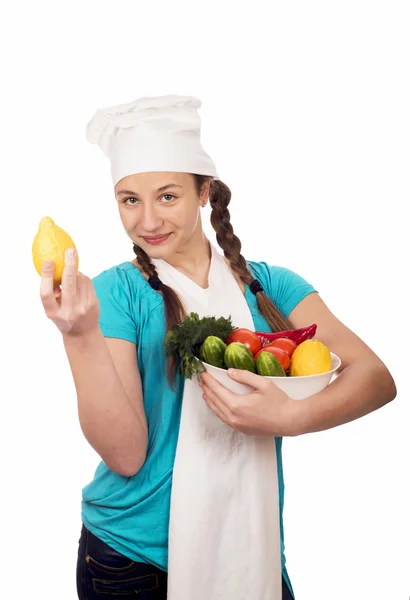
[1,1,409,599]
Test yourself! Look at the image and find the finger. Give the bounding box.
[60,248,78,311]
[200,372,246,409]
[200,378,238,421]
[40,261,58,313]
[76,272,87,307]
[202,386,233,427]
[79,273,95,314]
[227,368,268,390]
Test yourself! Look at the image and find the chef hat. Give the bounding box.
[86,94,219,186]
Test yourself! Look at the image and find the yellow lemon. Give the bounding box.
[32,216,79,285]
[289,339,332,376]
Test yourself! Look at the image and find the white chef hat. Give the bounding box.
[86,94,219,187]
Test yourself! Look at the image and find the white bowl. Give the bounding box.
[202,352,341,400]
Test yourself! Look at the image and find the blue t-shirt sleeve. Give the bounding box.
[249,261,318,319]
[272,266,317,318]
[92,266,137,344]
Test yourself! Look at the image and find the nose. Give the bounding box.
[140,203,163,232]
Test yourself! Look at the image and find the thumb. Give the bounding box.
[227,368,265,389]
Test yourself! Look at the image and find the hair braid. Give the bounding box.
[208,181,252,285]
[207,179,291,333]
[132,244,158,279]
[133,243,186,383]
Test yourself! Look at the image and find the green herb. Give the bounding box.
[164,312,235,379]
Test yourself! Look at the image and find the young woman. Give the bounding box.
[40,95,396,600]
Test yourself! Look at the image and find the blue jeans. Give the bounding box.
[77,525,294,599]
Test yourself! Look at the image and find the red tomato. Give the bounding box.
[265,338,297,358]
[255,346,290,371]
[227,328,262,355]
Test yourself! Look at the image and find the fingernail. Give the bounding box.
[228,368,236,377]
[66,248,76,260]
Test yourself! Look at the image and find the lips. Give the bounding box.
[142,234,171,245]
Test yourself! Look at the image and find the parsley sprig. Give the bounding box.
[164,312,234,379]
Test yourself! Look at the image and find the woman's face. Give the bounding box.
[115,172,210,260]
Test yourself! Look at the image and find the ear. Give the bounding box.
[199,179,211,206]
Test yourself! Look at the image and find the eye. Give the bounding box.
[124,197,139,205]
[160,194,175,203]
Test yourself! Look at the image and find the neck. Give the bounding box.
[168,230,211,277]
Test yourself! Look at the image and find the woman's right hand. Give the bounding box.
[40,248,100,337]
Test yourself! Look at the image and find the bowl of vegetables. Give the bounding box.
[164,313,341,400]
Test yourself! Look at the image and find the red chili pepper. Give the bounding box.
[290,324,317,345]
[256,324,317,347]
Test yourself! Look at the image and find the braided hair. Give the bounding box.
[207,177,291,333]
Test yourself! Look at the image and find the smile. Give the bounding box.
[142,234,171,245]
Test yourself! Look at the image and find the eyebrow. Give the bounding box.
[116,183,183,196]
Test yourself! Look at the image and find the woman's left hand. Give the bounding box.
[199,369,300,436]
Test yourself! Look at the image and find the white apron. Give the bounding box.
[152,245,282,600]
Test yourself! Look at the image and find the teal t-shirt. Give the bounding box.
[82,259,317,596]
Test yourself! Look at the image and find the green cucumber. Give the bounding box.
[224,342,256,373]
[199,336,227,369]
[256,352,286,377]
